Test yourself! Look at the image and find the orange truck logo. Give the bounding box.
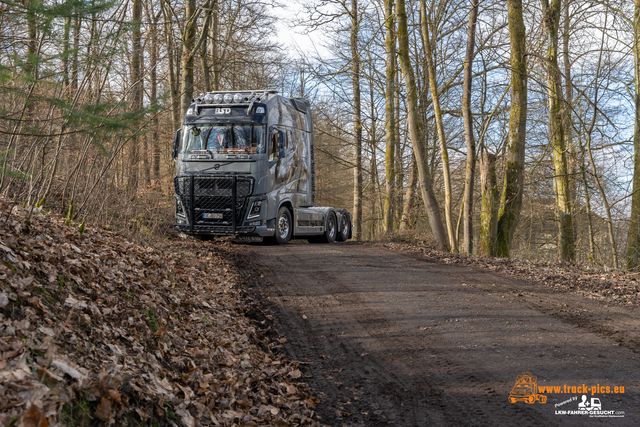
[509,372,547,404]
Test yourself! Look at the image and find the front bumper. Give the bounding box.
[174,224,256,235]
[174,174,258,235]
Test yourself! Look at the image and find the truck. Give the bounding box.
[172,89,352,244]
[508,372,547,404]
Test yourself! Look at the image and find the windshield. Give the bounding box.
[182,124,265,154]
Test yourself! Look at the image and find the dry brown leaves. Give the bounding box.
[0,199,323,427]
[371,241,640,306]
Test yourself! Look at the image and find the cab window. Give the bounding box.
[269,128,284,161]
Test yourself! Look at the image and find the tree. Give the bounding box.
[127,0,142,194]
[462,0,479,254]
[395,0,448,251]
[541,0,575,262]
[383,0,396,234]
[494,0,528,258]
[351,0,363,240]
[420,0,457,252]
[627,0,640,269]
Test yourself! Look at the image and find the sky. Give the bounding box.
[274,1,328,58]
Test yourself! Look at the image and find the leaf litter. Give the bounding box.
[0,199,324,426]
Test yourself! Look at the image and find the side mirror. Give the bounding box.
[173,128,182,159]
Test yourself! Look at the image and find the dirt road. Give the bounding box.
[239,241,640,426]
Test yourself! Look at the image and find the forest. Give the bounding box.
[0,0,638,269]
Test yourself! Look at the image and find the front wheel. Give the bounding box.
[274,207,292,245]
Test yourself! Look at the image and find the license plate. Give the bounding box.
[203,213,223,219]
[236,236,263,242]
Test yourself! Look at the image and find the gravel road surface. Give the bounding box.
[239,241,640,426]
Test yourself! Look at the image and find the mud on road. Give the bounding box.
[236,241,640,426]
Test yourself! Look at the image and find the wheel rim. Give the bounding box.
[328,215,335,239]
[341,217,349,238]
[278,213,290,239]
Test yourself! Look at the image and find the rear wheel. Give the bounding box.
[274,207,292,245]
[336,211,351,242]
[309,212,337,243]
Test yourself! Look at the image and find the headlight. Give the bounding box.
[203,93,214,104]
[255,106,265,114]
[213,94,223,103]
[234,93,245,103]
[247,200,262,219]
[223,93,233,103]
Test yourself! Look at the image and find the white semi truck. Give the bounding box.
[172,89,352,244]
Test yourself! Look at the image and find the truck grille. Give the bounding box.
[174,175,254,233]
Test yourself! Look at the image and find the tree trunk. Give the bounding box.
[479,152,498,256]
[542,0,575,262]
[200,6,212,93]
[462,0,479,254]
[26,0,37,78]
[128,0,142,194]
[63,16,71,93]
[211,1,220,91]
[161,1,180,132]
[369,126,377,240]
[563,0,578,237]
[399,152,417,231]
[383,0,396,234]
[180,0,197,116]
[394,55,403,226]
[586,10,618,269]
[72,15,80,95]
[420,0,456,252]
[395,0,448,251]
[586,131,618,268]
[86,9,95,101]
[579,141,596,263]
[627,0,640,269]
[351,0,363,241]
[148,5,160,179]
[494,0,528,257]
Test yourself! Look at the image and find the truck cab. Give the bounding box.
[173,90,351,244]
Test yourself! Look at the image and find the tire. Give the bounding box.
[538,395,547,404]
[310,211,336,243]
[274,206,292,245]
[527,395,535,404]
[508,397,516,404]
[336,211,351,242]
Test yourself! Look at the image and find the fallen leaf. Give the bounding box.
[288,369,302,379]
[95,397,112,421]
[22,405,48,427]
